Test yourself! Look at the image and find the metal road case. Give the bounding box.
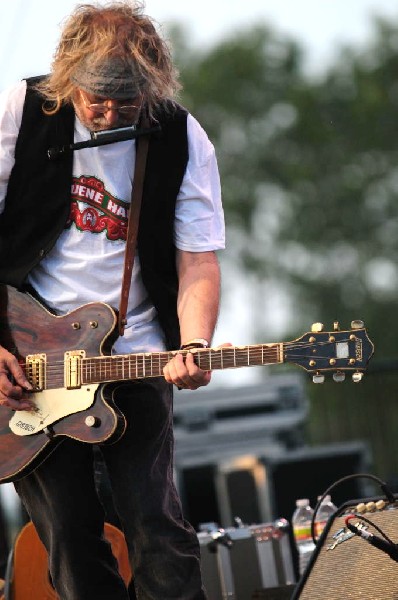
[198,519,295,600]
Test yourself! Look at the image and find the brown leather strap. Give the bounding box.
[118,124,150,335]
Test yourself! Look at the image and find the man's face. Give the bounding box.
[74,89,142,131]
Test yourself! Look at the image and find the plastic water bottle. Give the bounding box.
[292,498,316,576]
[314,494,337,539]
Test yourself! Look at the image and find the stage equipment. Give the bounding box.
[198,519,295,600]
[292,494,398,599]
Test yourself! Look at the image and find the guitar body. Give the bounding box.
[0,285,126,483]
[4,521,132,599]
[0,284,375,484]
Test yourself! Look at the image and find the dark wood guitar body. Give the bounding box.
[0,284,374,483]
[0,285,125,482]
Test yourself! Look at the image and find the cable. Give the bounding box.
[345,514,394,545]
[345,514,398,562]
[310,473,396,544]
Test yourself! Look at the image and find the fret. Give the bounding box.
[233,347,246,367]
[82,359,87,384]
[102,357,107,380]
[145,353,150,377]
[144,353,151,377]
[103,357,108,380]
[277,344,282,363]
[96,357,101,381]
[155,353,160,377]
[211,348,220,370]
[77,342,284,387]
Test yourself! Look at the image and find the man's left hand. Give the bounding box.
[163,351,211,390]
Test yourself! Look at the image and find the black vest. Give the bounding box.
[0,77,189,349]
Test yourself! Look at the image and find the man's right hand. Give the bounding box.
[0,346,33,410]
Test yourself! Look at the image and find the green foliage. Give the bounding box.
[169,18,398,483]
[173,18,398,363]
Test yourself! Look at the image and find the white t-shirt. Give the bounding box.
[0,80,225,353]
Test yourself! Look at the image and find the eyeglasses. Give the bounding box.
[80,91,141,115]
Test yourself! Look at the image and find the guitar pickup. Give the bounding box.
[26,354,46,391]
[65,350,86,389]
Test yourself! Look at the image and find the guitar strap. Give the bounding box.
[118,117,150,336]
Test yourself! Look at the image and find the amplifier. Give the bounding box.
[292,494,398,599]
[198,519,295,600]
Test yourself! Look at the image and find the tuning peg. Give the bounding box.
[351,320,364,330]
[312,373,325,384]
[311,322,324,333]
[352,372,364,383]
[333,372,346,383]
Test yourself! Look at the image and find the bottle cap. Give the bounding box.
[317,494,331,503]
[296,498,310,507]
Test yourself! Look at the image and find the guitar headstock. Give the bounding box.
[284,320,374,383]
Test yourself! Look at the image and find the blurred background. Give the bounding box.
[1,0,398,557]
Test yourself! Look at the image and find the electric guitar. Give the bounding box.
[0,284,374,483]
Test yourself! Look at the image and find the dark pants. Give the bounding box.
[14,378,206,600]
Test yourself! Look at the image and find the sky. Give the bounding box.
[1,0,398,90]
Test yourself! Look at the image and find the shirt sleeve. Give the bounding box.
[0,80,26,214]
[174,113,225,252]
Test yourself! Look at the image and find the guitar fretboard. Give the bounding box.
[81,344,284,385]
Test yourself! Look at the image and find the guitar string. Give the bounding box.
[21,337,359,385]
[21,338,354,371]
[21,336,351,371]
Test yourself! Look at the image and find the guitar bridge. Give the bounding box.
[65,350,86,389]
[26,354,46,391]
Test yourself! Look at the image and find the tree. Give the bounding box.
[172,18,398,482]
[176,18,398,361]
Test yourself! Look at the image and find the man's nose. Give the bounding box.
[104,106,120,126]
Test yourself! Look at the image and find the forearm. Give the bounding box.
[176,249,221,346]
[163,250,221,389]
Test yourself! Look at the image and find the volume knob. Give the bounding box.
[85,415,101,428]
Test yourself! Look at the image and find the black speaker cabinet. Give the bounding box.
[264,441,370,521]
[177,442,370,531]
[292,495,398,599]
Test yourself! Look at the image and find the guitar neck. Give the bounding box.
[81,344,284,385]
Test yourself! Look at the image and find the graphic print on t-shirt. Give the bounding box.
[68,175,129,241]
